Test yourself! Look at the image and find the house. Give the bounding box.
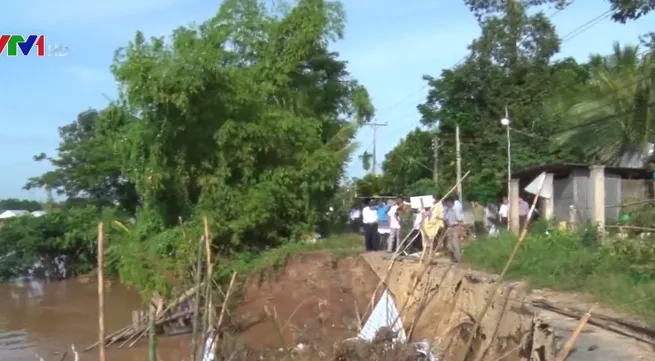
[511,163,652,223]
[0,210,30,219]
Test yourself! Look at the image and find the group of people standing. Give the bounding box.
[349,197,466,263]
[493,196,533,231]
[356,198,404,252]
[348,193,537,263]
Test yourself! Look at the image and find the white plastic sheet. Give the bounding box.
[201,330,217,361]
[358,290,407,342]
[357,289,438,361]
[410,195,435,210]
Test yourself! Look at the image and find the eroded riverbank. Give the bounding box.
[2,251,653,361]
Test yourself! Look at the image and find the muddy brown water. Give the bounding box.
[0,278,190,361]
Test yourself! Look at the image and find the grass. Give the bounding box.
[463,223,655,325]
[215,232,364,279]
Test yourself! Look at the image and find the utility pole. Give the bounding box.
[455,124,462,202]
[501,107,512,230]
[432,131,439,182]
[432,123,440,183]
[366,122,387,175]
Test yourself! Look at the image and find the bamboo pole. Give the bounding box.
[148,302,156,361]
[457,175,546,361]
[217,272,237,331]
[553,308,593,361]
[201,216,213,338]
[97,222,106,361]
[190,237,204,361]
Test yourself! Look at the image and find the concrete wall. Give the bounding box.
[552,176,573,221]
[621,178,650,201]
[548,168,639,222]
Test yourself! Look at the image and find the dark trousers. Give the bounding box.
[363,223,378,251]
[407,229,422,252]
[474,221,484,236]
[350,219,361,233]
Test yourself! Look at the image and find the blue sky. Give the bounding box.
[1,0,654,200]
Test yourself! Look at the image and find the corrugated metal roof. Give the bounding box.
[511,163,652,180]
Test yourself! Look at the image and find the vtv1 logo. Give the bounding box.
[0,35,69,57]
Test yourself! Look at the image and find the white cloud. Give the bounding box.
[64,65,114,85]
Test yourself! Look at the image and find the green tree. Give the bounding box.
[24,109,139,214]
[0,199,42,212]
[555,43,655,165]
[102,0,373,295]
[418,0,587,200]
[0,207,120,280]
[354,174,387,198]
[464,0,655,24]
[607,0,655,23]
[381,128,434,195]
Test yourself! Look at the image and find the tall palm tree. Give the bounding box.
[555,42,655,166]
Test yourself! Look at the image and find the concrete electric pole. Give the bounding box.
[432,122,440,183]
[366,122,387,175]
[455,124,462,202]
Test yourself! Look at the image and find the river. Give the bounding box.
[0,278,190,361]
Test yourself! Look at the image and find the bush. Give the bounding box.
[464,226,655,325]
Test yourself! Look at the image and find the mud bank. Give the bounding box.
[362,252,654,361]
[233,252,379,351]
[230,251,653,361]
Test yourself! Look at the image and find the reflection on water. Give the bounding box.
[0,278,190,361]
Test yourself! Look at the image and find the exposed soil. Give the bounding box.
[225,250,655,361]
[232,252,380,353]
[362,252,655,361]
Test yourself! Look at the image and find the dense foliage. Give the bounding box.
[0,0,375,294]
[0,198,42,212]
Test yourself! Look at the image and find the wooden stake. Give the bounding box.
[148,302,156,361]
[553,308,593,361]
[190,237,204,361]
[97,222,106,361]
[217,272,237,331]
[201,215,213,337]
[455,124,462,202]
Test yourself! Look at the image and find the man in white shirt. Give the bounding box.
[498,197,509,229]
[349,207,362,233]
[454,199,463,212]
[386,199,402,253]
[362,200,379,251]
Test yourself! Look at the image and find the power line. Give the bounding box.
[561,10,612,42]
[436,10,643,138]
[384,6,609,137]
[377,2,578,131]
